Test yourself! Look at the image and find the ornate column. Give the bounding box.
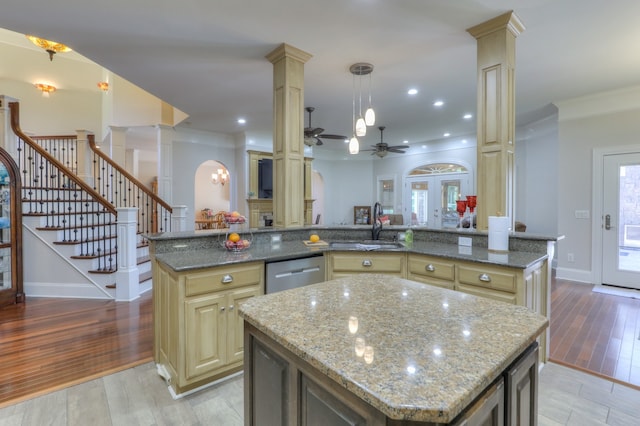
[266,43,312,228]
[467,12,525,230]
[156,124,175,203]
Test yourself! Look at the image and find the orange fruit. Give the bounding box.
[229,233,241,243]
[309,234,320,243]
[231,211,240,217]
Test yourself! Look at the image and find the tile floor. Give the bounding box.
[0,361,638,425]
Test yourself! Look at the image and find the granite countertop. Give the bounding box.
[153,238,548,273]
[239,274,548,423]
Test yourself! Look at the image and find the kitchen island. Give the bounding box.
[239,274,548,425]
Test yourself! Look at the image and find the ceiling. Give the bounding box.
[2,0,640,154]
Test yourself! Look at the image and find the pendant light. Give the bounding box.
[350,63,376,137]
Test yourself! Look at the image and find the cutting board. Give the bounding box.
[303,240,329,247]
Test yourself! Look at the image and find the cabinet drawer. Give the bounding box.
[185,262,264,296]
[457,265,516,293]
[330,252,404,274]
[407,255,455,281]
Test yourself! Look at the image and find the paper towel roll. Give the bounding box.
[488,216,510,252]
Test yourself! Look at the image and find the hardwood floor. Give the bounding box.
[0,277,638,410]
[0,291,153,408]
[550,278,640,389]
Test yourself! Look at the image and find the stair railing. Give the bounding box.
[9,102,118,272]
[87,135,172,235]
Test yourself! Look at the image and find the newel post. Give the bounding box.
[76,129,95,187]
[116,207,139,301]
[171,205,187,232]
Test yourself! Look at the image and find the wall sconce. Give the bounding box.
[35,83,56,97]
[212,168,229,186]
[97,82,109,92]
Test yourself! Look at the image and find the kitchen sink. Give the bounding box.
[329,241,405,251]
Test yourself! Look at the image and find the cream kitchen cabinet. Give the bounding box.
[154,260,264,396]
[326,252,405,280]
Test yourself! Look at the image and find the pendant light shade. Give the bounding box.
[349,136,360,154]
[355,117,367,137]
[365,107,375,126]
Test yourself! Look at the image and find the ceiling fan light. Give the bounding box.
[355,117,367,137]
[365,107,375,126]
[349,136,360,155]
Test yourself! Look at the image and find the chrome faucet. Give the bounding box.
[372,202,383,240]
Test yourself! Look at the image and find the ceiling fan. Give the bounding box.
[361,126,409,158]
[304,107,347,146]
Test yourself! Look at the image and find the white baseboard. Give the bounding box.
[554,267,594,284]
[24,281,112,299]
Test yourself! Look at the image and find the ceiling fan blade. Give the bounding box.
[387,148,407,154]
[315,137,323,146]
[318,134,347,140]
[387,145,409,150]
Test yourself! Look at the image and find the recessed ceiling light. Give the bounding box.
[433,100,444,107]
[408,88,418,95]
[462,139,468,144]
[443,132,450,137]
[403,140,409,144]
[237,118,246,124]
[463,113,473,119]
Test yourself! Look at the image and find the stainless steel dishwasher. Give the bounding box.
[265,255,325,294]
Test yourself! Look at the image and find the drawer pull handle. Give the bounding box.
[220,306,225,312]
[221,274,233,284]
[229,305,235,311]
[479,273,491,282]
[362,259,372,267]
[426,264,435,272]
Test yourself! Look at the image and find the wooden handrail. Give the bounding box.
[8,102,117,216]
[87,136,172,213]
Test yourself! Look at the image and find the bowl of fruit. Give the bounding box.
[223,232,252,252]
[224,211,246,224]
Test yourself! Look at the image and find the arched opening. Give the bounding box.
[194,160,231,230]
[404,163,471,228]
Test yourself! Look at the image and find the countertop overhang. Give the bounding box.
[239,274,549,423]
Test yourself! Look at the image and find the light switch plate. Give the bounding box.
[458,236,472,247]
[575,210,590,219]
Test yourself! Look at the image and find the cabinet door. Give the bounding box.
[505,345,538,426]
[452,377,504,426]
[227,285,262,364]
[185,293,227,380]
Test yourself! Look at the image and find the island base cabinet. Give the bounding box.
[245,323,539,426]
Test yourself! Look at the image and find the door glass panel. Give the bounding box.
[379,179,394,214]
[410,181,428,226]
[441,179,461,229]
[618,164,640,272]
[0,164,11,290]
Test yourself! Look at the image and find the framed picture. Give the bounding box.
[354,206,371,225]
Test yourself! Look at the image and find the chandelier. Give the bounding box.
[26,35,72,61]
[349,63,377,154]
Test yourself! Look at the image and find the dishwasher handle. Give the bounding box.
[274,266,321,279]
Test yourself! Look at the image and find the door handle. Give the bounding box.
[605,214,611,230]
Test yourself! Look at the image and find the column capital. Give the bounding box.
[467,10,525,39]
[266,43,312,65]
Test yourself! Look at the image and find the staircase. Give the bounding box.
[8,101,172,300]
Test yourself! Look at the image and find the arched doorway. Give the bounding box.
[194,160,231,229]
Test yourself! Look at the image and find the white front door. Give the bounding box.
[602,153,640,289]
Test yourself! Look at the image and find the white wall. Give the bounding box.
[555,86,640,282]
[515,113,559,235]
